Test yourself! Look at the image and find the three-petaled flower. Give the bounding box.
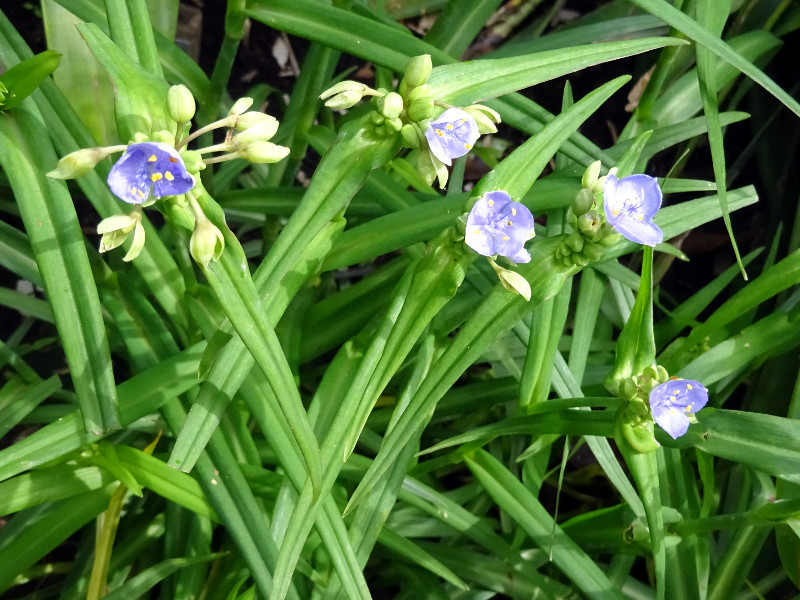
[649,378,708,439]
[425,108,480,166]
[603,173,663,247]
[465,191,535,263]
[107,142,195,205]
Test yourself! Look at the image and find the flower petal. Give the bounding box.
[424,108,479,166]
[653,405,690,439]
[617,174,662,218]
[611,218,664,247]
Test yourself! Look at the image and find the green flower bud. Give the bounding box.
[378,92,404,119]
[565,231,584,252]
[571,187,595,217]
[47,145,127,179]
[490,259,531,301]
[620,377,639,401]
[592,167,617,194]
[403,54,432,88]
[151,130,175,145]
[370,112,385,125]
[656,365,669,382]
[581,242,604,261]
[621,420,661,453]
[581,160,602,190]
[408,96,435,122]
[400,124,421,148]
[577,210,602,237]
[190,212,225,268]
[462,104,501,135]
[233,118,279,145]
[407,84,431,103]
[320,81,380,109]
[572,253,589,267]
[641,364,660,382]
[228,97,254,116]
[181,150,205,174]
[239,141,290,163]
[234,111,277,131]
[167,84,196,123]
[384,117,403,133]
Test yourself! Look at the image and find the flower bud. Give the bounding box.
[400,124,421,148]
[151,130,175,145]
[581,242,604,261]
[228,97,254,116]
[233,118,279,145]
[581,160,602,189]
[408,96,435,122]
[403,54,432,88]
[565,231,584,252]
[47,146,126,180]
[378,92,404,119]
[462,104,501,135]
[571,187,595,217]
[181,150,205,174]
[234,111,275,131]
[320,81,380,109]
[620,377,639,401]
[577,210,602,237]
[190,213,225,268]
[238,141,290,163]
[167,84,196,123]
[490,261,531,301]
[621,420,660,453]
[323,90,365,110]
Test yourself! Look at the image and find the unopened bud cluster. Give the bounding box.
[616,364,670,453]
[554,161,621,269]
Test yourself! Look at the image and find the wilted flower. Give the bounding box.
[465,191,535,263]
[97,210,145,262]
[107,142,194,205]
[603,173,663,246]
[425,108,480,166]
[649,378,708,439]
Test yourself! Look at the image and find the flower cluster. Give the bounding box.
[319,54,500,190]
[48,85,289,265]
[617,365,709,451]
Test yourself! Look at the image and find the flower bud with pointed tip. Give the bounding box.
[401,124,421,148]
[167,84,196,123]
[582,160,602,189]
[403,54,432,88]
[620,377,639,401]
[47,145,127,180]
[239,141,290,163]
[571,187,595,217]
[490,259,531,301]
[233,118,279,145]
[228,97,254,116]
[190,212,225,268]
[577,210,602,238]
[581,242,604,262]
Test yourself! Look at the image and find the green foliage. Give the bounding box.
[0,0,799,599]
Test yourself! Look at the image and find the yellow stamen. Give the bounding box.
[164,171,174,181]
[686,384,693,390]
[511,208,517,216]
[446,124,454,131]
[148,154,158,163]
[435,129,443,137]
[464,144,472,149]
[151,172,163,182]
[502,236,510,241]
[488,200,494,206]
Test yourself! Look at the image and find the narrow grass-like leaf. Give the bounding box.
[0,108,119,434]
[628,0,800,118]
[465,449,624,600]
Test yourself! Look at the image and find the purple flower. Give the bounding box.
[425,108,480,166]
[465,191,535,263]
[107,142,194,204]
[603,173,663,246]
[649,379,708,439]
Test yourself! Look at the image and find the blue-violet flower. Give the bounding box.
[649,378,708,439]
[465,191,535,263]
[603,173,663,246]
[425,108,480,166]
[107,142,194,204]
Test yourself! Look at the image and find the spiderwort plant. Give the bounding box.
[425,108,480,167]
[106,142,194,205]
[465,191,534,263]
[603,173,664,246]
